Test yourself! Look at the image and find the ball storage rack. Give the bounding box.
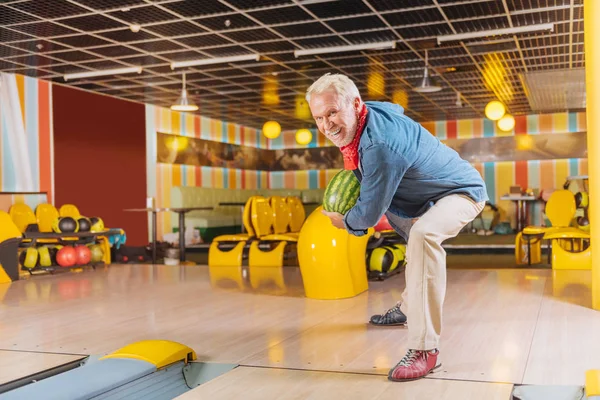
[18,228,123,275]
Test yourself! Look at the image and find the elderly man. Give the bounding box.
[306,73,488,382]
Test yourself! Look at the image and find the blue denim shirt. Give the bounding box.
[343,101,488,236]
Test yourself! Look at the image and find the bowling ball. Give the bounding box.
[74,245,91,265]
[89,244,104,263]
[52,217,79,233]
[77,217,91,232]
[56,246,77,267]
[577,216,590,232]
[575,192,589,208]
[19,248,38,269]
[374,215,393,231]
[390,243,406,263]
[38,246,52,267]
[89,217,105,232]
[367,246,398,273]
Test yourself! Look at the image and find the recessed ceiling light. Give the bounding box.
[130,23,141,33]
[121,7,130,12]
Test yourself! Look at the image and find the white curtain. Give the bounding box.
[0,72,34,191]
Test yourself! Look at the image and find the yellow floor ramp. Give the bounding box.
[0,340,237,399]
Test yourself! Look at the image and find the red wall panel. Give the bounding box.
[52,85,147,246]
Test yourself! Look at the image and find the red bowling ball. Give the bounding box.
[74,245,91,265]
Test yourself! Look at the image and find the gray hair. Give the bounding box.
[305,73,362,104]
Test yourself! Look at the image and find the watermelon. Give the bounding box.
[322,170,360,214]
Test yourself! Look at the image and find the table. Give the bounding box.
[499,195,537,232]
[124,207,213,263]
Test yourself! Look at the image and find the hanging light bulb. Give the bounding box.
[171,72,198,112]
[497,114,515,131]
[295,128,312,145]
[263,120,281,139]
[484,100,505,120]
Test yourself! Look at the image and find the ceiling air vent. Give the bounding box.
[519,68,586,112]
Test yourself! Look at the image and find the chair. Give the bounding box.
[286,196,305,233]
[516,189,576,265]
[515,190,591,269]
[269,196,297,238]
[208,196,259,267]
[59,204,80,218]
[544,226,591,270]
[248,197,298,267]
[36,203,60,233]
[9,203,38,233]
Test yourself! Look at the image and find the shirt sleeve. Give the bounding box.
[343,143,410,236]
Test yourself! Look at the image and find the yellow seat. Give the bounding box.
[269,196,299,240]
[297,206,372,299]
[516,190,591,269]
[248,197,298,267]
[286,196,305,233]
[11,203,67,246]
[59,204,80,218]
[0,210,24,283]
[521,190,578,236]
[36,203,60,233]
[208,196,259,267]
[9,203,38,233]
[270,196,293,234]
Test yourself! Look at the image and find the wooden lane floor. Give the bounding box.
[240,269,549,384]
[175,366,514,400]
[0,350,85,387]
[523,269,598,385]
[0,263,598,397]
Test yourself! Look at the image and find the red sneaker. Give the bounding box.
[388,349,441,382]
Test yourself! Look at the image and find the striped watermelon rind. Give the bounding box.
[322,170,360,214]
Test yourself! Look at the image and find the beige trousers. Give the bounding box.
[388,194,485,350]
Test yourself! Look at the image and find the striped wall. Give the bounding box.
[420,111,586,139]
[424,111,588,226]
[0,73,53,212]
[151,108,587,228]
[269,111,588,227]
[269,169,340,189]
[146,104,269,237]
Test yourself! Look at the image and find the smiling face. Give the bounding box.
[308,89,361,148]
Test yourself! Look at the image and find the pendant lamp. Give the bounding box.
[171,72,198,112]
[413,50,442,93]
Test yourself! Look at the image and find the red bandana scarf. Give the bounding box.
[340,103,368,170]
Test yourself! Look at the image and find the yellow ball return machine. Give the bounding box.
[0,340,236,399]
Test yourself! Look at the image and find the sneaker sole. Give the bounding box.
[387,363,442,382]
[368,321,407,326]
